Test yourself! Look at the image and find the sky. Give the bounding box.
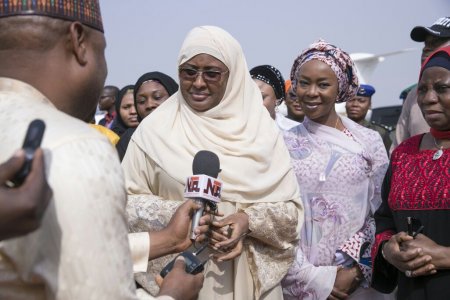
[100,0,449,108]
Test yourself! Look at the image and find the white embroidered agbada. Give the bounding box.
[122,26,303,300]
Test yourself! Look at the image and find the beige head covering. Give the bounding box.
[132,25,299,204]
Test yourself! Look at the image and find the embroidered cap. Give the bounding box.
[356,84,375,97]
[410,17,450,42]
[0,0,103,32]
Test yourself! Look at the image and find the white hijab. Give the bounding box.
[132,26,299,204]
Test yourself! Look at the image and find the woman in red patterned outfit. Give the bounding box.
[372,46,450,300]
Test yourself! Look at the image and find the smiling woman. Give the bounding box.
[282,40,390,300]
[295,59,339,125]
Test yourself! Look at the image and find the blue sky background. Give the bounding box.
[100,0,449,108]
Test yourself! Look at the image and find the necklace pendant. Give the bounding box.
[433,148,443,160]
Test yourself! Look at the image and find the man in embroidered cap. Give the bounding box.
[391,17,450,153]
[0,1,204,299]
[346,84,392,153]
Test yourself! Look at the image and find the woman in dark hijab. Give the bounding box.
[116,72,178,161]
[250,64,302,131]
[250,64,285,120]
[110,85,137,137]
[134,71,179,121]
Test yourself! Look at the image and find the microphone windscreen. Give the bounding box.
[192,150,221,178]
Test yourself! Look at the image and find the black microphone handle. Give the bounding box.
[190,198,205,240]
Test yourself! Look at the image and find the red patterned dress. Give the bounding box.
[372,134,450,299]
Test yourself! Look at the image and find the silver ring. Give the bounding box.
[405,270,412,277]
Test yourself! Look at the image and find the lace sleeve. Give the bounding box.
[127,195,181,233]
[244,201,299,249]
[122,139,183,232]
[243,200,304,297]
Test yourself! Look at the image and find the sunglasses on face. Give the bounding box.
[178,67,228,83]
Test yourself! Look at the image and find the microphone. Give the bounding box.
[184,150,222,240]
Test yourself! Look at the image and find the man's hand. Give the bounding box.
[156,256,204,300]
[0,149,52,240]
[149,199,213,260]
[383,232,435,277]
[169,199,213,251]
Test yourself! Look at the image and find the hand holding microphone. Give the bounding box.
[184,150,222,240]
[160,150,222,278]
[154,199,211,258]
[185,150,249,262]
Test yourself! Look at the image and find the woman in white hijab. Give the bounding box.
[122,26,303,300]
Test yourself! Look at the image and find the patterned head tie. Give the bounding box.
[290,39,359,103]
[0,0,103,32]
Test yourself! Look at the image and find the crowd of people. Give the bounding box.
[0,1,449,299]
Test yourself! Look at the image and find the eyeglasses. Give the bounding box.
[179,67,228,83]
